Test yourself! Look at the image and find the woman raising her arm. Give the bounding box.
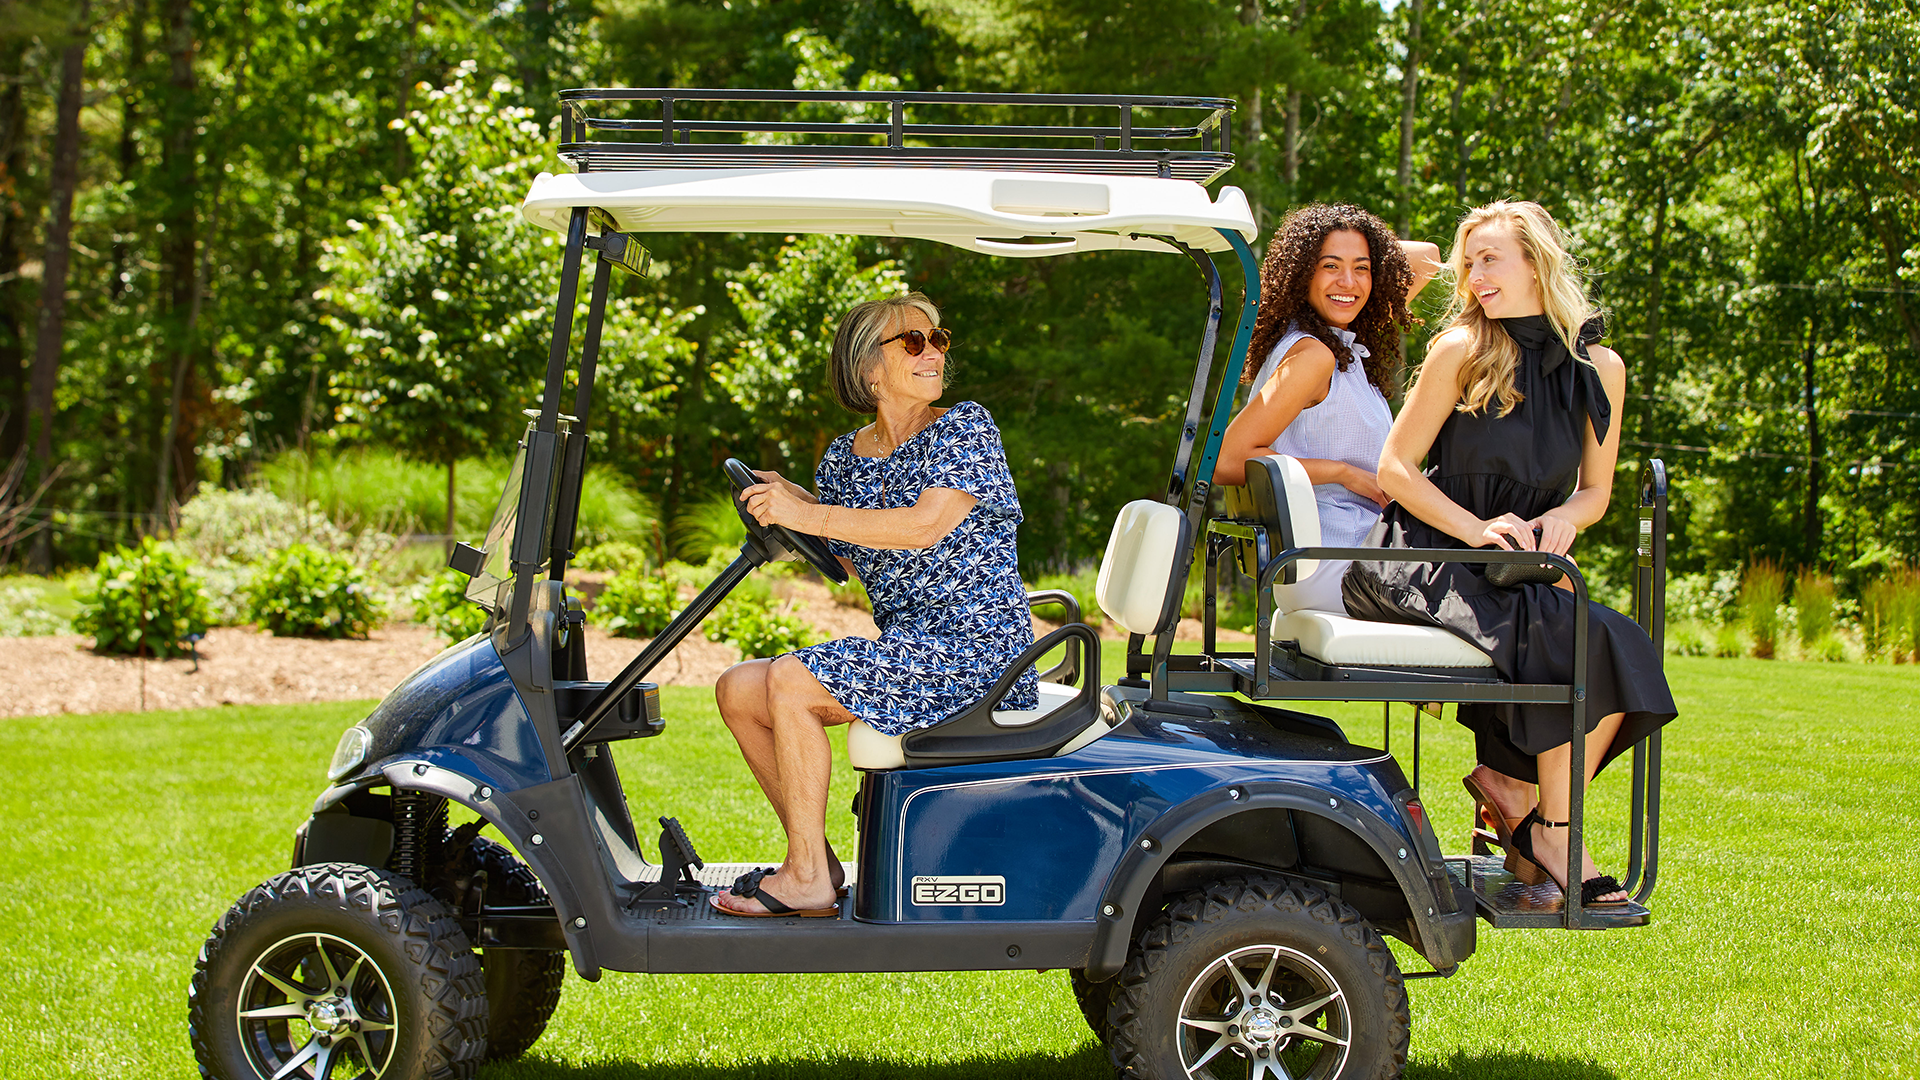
[1212,203,1442,613]
[1344,201,1677,907]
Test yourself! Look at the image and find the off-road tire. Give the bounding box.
[189,862,488,1080]
[1107,874,1409,1080]
[466,837,566,1061]
[1069,969,1114,1043]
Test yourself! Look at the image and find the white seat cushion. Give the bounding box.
[846,681,1103,770]
[1272,608,1494,668]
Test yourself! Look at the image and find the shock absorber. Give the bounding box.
[390,790,448,887]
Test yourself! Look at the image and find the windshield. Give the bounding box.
[465,436,529,608]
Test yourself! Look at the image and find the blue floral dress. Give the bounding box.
[793,400,1038,735]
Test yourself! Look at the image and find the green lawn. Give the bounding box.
[1,657,1915,1079]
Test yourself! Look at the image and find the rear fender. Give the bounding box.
[296,757,606,981]
[1083,781,1469,981]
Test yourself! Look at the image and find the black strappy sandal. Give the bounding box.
[1507,809,1633,906]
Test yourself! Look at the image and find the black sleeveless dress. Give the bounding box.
[1341,315,1677,782]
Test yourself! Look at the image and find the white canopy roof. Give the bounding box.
[519,168,1256,257]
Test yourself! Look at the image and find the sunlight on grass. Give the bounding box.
[0,659,1915,1078]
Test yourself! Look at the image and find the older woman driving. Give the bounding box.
[712,293,1037,918]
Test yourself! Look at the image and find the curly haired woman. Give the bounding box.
[1212,204,1443,612]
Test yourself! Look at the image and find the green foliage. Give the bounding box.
[73,538,211,658]
[1666,620,1710,658]
[670,491,750,563]
[1668,571,1741,626]
[1740,560,1787,659]
[706,593,819,659]
[245,543,384,639]
[176,486,397,625]
[1861,566,1920,663]
[1713,623,1747,659]
[1792,569,1837,647]
[416,568,489,642]
[574,541,652,573]
[825,578,872,612]
[0,581,71,636]
[595,570,681,639]
[715,233,907,474]
[1027,566,1103,628]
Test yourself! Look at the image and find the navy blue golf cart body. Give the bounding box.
[190,91,1667,1080]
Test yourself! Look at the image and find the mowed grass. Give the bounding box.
[0,657,1915,1079]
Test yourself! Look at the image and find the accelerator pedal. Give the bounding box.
[624,816,708,911]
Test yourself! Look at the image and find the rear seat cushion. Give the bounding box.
[847,681,1099,770]
[1273,608,1494,668]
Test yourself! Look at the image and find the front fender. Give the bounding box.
[1083,780,1471,981]
[297,757,605,981]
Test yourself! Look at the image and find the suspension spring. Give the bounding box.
[390,790,448,887]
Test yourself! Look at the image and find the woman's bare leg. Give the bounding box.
[715,659,846,890]
[1527,710,1629,901]
[712,655,849,914]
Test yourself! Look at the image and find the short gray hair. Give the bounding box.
[829,293,942,414]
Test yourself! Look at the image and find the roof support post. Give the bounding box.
[549,253,613,579]
[1149,228,1259,700]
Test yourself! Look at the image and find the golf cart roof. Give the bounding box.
[517,89,1257,256]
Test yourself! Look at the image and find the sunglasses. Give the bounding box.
[878,327,953,356]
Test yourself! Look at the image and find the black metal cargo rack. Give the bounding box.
[556,89,1236,183]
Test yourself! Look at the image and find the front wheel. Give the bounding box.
[1107,874,1409,1080]
[189,863,489,1080]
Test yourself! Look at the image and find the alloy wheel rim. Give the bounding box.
[1177,943,1351,1080]
[234,932,397,1080]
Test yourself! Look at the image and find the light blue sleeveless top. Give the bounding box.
[1246,325,1394,550]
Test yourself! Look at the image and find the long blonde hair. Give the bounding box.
[1441,201,1600,416]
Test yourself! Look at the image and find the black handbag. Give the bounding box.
[1483,559,1565,588]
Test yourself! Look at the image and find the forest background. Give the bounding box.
[1,0,1915,602]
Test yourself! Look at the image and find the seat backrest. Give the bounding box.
[1096,499,1184,635]
[1227,454,1320,586]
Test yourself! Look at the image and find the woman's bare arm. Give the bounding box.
[1378,329,1536,550]
[1212,338,1371,495]
[1401,239,1444,301]
[741,472,977,552]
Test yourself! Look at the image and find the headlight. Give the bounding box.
[328,725,371,782]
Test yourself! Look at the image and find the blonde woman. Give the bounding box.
[1343,201,1676,908]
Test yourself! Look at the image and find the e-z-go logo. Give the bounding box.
[911,875,1006,906]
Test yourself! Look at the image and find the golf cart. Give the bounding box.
[189,90,1667,1080]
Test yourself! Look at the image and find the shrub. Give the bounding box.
[1712,623,1746,659]
[574,541,651,573]
[246,543,384,638]
[826,578,872,612]
[73,537,211,657]
[416,568,489,641]
[176,486,397,624]
[1792,568,1836,648]
[671,490,748,563]
[1668,570,1741,625]
[1740,559,1786,659]
[595,570,680,638]
[1028,565,1103,627]
[1665,620,1709,657]
[1861,566,1920,663]
[0,580,70,636]
[706,593,818,658]
[1807,633,1849,663]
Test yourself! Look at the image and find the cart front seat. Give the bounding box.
[1242,454,1493,670]
[846,680,1100,770]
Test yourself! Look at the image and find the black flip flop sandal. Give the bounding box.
[709,876,839,918]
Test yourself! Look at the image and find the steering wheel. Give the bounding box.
[723,458,849,584]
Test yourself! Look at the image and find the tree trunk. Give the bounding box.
[1284,0,1303,189]
[152,0,198,528]
[1239,0,1262,225]
[1396,0,1423,237]
[0,37,28,459]
[1642,190,1668,411]
[29,5,90,469]
[111,0,148,301]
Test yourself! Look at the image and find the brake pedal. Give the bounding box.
[623,816,707,910]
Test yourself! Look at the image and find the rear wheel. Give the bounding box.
[465,837,566,1061]
[1069,969,1114,1043]
[1107,874,1409,1080]
[189,862,488,1080]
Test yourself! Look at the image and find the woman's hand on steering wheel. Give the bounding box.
[1472,512,1536,551]
[737,472,820,532]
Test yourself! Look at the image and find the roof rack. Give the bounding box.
[557,89,1236,185]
